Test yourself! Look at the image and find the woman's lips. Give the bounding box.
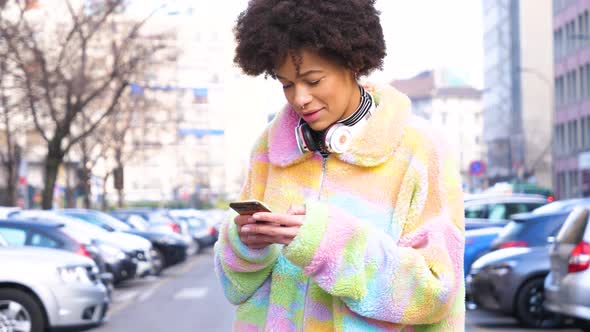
[301,108,323,122]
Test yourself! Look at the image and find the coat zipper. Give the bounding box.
[302,154,328,331]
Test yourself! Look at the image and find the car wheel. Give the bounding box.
[0,288,46,332]
[186,239,200,256]
[515,277,563,328]
[150,248,165,276]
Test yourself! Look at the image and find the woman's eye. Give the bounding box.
[282,84,293,89]
[308,80,320,86]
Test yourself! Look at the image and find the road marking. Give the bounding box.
[173,287,208,300]
[112,290,139,303]
[106,253,206,317]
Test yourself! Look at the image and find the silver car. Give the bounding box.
[0,244,109,331]
[545,207,590,329]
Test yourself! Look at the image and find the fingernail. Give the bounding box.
[242,225,251,232]
[248,217,255,223]
[252,213,260,219]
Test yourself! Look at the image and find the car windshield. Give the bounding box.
[66,211,132,232]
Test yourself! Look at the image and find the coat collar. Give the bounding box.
[267,85,412,168]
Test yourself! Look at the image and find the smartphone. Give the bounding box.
[229,200,272,215]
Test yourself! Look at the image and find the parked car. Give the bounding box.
[533,197,590,215]
[545,207,590,330]
[9,210,153,279]
[490,211,570,251]
[464,226,503,277]
[169,209,218,250]
[467,246,564,328]
[57,209,188,273]
[0,206,20,219]
[0,245,109,331]
[464,194,549,230]
[0,219,115,292]
[109,209,197,255]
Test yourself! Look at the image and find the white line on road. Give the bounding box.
[173,287,209,300]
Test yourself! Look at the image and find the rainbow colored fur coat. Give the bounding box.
[214,85,465,331]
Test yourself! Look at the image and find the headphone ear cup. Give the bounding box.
[300,123,319,152]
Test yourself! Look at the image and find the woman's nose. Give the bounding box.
[293,86,312,109]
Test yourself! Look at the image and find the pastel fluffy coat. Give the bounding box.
[214,85,465,331]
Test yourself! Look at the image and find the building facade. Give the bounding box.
[482,0,554,190]
[553,0,590,198]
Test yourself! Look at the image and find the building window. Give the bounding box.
[582,117,587,149]
[581,66,586,99]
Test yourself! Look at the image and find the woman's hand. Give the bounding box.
[235,205,306,249]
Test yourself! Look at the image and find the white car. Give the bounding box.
[0,244,109,331]
[9,210,155,277]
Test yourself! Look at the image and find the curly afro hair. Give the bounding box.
[233,0,386,78]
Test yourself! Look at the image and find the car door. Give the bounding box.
[549,209,589,288]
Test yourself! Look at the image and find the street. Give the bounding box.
[86,248,583,332]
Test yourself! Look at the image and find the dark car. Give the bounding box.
[58,209,188,273]
[467,246,564,328]
[0,219,116,292]
[490,211,570,251]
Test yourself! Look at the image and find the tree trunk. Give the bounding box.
[3,146,21,206]
[41,144,64,209]
[117,188,124,208]
[101,173,110,211]
[82,167,92,209]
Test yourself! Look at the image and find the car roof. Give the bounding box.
[464,193,548,205]
[0,218,64,228]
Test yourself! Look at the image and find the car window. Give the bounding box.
[29,232,60,248]
[0,227,27,245]
[488,204,507,220]
[504,203,545,218]
[465,204,488,218]
[0,234,8,246]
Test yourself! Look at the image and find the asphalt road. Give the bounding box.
[89,249,583,332]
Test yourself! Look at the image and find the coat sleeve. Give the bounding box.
[282,130,465,325]
[214,129,280,305]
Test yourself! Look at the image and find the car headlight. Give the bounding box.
[57,265,97,283]
[98,243,127,264]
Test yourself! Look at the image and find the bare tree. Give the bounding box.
[73,89,149,209]
[0,0,165,209]
[0,4,27,206]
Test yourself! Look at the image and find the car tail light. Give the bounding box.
[547,195,555,202]
[167,222,181,234]
[499,241,528,249]
[76,244,93,258]
[568,241,590,273]
[209,226,216,236]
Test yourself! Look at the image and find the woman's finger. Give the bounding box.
[241,223,300,238]
[252,212,304,227]
[287,205,306,215]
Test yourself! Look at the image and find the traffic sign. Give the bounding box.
[469,160,486,176]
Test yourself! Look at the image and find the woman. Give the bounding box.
[215,0,465,331]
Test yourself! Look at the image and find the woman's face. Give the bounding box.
[275,49,360,131]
